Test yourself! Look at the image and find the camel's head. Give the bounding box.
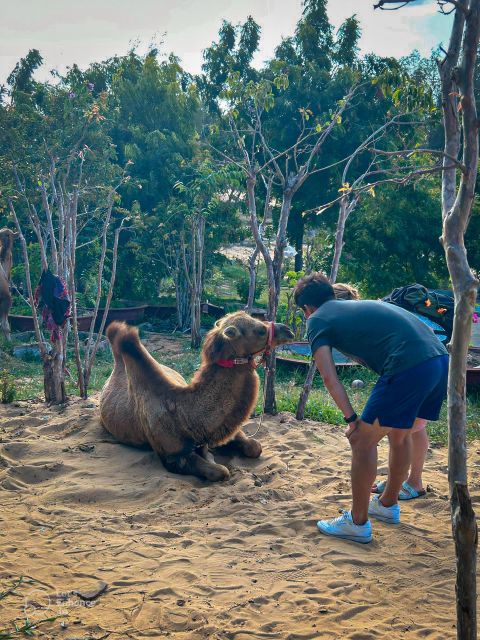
[202,311,294,365]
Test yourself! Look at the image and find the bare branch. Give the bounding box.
[8,199,47,356]
[85,222,129,387]
[306,163,455,217]
[374,0,417,9]
[369,147,468,174]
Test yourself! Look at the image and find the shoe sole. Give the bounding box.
[368,512,400,524]
[317,523,372,544]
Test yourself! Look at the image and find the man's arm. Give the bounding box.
[313,345,356,424]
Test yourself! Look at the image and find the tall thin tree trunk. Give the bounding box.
[296,360,316,421]
[191,296,201,348]
[246,247,259,313]
[190,215,205,349]
[263,193,293,414]
[176,275,191,331]
[330,196,349,283]
[263,351,277,415]
[296,194,357,420]
[43,344,66,405]
[436,2,479,637]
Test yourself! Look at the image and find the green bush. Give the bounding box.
[1,370,17,404]
[236,274,251,303]
[235,273,265,305]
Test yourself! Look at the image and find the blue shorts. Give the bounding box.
[361,354,449,429]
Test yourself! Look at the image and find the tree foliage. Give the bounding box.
[1,4,477,327]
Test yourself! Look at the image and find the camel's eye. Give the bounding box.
[223,325,240,339]
[256,325,267,336]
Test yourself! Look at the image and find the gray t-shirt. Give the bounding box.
[307,299,448,377]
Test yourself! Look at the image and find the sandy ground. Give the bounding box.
[0,398,479,640]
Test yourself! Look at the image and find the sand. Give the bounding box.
[0,398,478,640]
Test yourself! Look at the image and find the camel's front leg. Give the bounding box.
[162,451,230,482]
[216,429,262,459]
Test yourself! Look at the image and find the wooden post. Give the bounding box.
[452,482,478,639]
[296,360,316,421]
[437,1,479,637]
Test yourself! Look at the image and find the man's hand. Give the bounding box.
[345,419,360,440]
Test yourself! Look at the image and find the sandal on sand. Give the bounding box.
[398,482,426,500]
[371,480,387,494]
[371,480,426,500]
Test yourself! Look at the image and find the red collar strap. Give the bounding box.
[264,320,274,357]
[216,321,275,369]
[217,357,252,368]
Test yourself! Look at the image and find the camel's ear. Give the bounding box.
[223,325,240,339]
[202,328,224,363]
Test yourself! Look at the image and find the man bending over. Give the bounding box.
[293,273,448,543]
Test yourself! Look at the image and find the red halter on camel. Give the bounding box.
[217,320,275,369]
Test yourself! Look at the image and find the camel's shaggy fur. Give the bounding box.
[100,312,294,481]
[0,229,17,341]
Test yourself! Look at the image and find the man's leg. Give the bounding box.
[406,418,428,492]
[380,427,412,508]
[348,419,390,524]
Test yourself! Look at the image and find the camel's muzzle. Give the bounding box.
[273,323,295,346]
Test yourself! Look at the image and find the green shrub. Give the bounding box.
[1,370,17,404]
[235,273,265,305]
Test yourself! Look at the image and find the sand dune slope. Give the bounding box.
[0,397,478,639]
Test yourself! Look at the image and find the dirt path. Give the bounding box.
[0,398,478,639]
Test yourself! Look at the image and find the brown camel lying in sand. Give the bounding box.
[100,312,294,481]
[0,228,18,341]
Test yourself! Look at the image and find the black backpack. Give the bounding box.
[382,284,454,340]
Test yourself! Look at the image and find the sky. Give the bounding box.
[0,0,453,84]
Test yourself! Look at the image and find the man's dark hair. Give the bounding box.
[293,272,335,309]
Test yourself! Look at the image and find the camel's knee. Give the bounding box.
[203,462,230,482]
[162,452,230,482]
[218,431,263,458]
[240,438,262,458]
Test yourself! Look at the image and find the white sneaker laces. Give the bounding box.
[331,511,351,526]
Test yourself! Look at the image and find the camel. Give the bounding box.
[0,228,18,341]
[100,312,294,481]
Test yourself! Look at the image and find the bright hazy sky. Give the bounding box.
[0,0,453,84]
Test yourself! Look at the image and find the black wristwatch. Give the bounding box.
[344,412,358,424]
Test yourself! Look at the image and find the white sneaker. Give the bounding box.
[317,510,372,544]
[368,495,400,524]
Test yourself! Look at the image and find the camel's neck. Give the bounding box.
[187,364,259,444]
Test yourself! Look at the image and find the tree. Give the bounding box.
[204,2,427,413]
[375,2,479,638]
[173,158,242,348]
[1,51,126,403]
[98,50,201,303]
[214,70,366,412]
